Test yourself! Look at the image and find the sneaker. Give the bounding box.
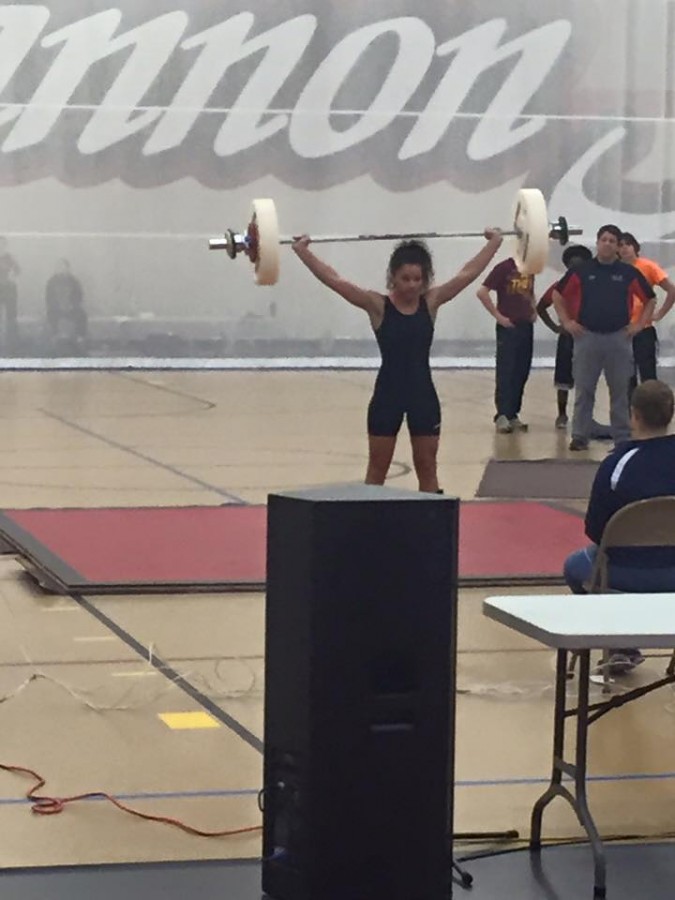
[569,437,589,451]
[510,416,529,432]
[555,414,568,430]
[606,650,644,676]
[590,420,612,441]
[495,415,513,434]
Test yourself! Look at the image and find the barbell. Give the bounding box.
[208,189,583,286]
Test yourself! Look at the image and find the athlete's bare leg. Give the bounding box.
[366,435,397,484]
[411,435,440,493]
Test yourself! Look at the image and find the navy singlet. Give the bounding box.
[367,295,441,437]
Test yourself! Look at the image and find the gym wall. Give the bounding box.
[0,0,673,367]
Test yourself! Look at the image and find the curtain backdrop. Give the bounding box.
[0,0,673,366]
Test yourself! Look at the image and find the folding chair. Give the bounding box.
[567,496,675,688]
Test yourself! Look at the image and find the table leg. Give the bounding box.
[531,648,567,848]
[574,651,606,897]
[530,649,607,898]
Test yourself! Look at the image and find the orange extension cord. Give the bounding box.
[0,762,262,838]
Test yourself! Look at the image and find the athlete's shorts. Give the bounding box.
[367,385,441,437]
[554,332,574,390]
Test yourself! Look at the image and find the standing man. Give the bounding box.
[538,245,612,438]
[477,257,536,433]
[553,225,655,451]
[618,232,675,384]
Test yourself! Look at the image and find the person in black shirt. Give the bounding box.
[564,380,675,671]
[292,229,503,491]
[553,225,655,451]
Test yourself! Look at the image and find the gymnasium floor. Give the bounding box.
[0,368,674,873]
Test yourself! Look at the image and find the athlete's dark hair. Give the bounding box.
[631,380,674,430]
[386,240,434,288]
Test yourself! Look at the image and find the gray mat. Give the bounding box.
[2,843,673,899]
[476,458,600,500]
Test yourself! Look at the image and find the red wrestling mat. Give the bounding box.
[0,502,585,594]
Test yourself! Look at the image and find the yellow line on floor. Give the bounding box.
[158,711,221,730]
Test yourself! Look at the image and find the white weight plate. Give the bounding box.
[250,198,280,286]
[512,188,549,276]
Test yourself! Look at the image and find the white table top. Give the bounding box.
[483,593,675,649]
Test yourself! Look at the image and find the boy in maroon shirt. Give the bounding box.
[477,258,536,433]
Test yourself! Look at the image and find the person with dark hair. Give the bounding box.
[618,232,675,385]
[292,229,504,491]
[0,236,20,352]
[563,379,675,672]
[553,225,656,451]
[476,257,537,433]
[537,244,611,437]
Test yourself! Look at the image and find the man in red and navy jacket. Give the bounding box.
[552,224,655,451]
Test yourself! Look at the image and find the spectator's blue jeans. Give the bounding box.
[564,545,675,594]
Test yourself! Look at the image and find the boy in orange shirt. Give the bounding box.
[618,233,675,384]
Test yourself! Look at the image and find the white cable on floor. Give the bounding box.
[0,588,259,712]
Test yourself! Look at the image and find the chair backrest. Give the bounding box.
[589,496,675,592]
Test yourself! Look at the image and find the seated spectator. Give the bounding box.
[45,259,88,351]
[563,380,675,672]
[0,236,19,351]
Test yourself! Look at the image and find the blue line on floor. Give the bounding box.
[0,788,259,806]
[3,771,675,806]
[456,771,675,787]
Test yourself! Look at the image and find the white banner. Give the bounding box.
[0,1,673,365]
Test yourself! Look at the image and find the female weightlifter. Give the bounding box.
[292,230,503,492]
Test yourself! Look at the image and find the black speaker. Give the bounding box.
[262,484,459,900]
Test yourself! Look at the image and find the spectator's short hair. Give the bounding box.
[620,232,641,255]
[562,245,592,268]
[596,224,622,242]
[631,380,674,430]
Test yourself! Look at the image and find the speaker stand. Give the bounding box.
[451,829,520,892]
[452,857,474,889]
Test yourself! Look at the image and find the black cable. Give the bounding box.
[455,829,675,863]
